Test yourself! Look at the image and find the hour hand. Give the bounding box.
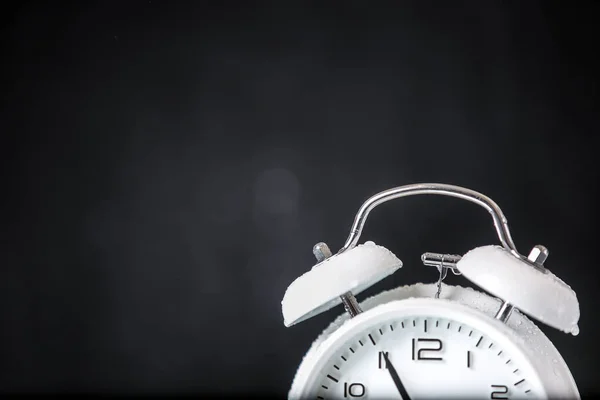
[382,352,412,400]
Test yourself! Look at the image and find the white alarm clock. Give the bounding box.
[282,183,580,399]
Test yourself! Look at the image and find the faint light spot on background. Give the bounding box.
[252,168,301,240]
[253,168,300,217]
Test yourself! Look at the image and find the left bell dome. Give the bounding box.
[281,241,403,327]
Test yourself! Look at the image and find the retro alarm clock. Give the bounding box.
[281,183,580,399]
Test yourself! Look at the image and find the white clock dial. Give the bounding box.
[291,298,548,399]
[315,316,539,399]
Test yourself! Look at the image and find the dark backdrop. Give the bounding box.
[1,1,599,396]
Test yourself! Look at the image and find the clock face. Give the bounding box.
[291,299,547,399]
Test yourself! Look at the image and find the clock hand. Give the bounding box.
[382,352,412,400]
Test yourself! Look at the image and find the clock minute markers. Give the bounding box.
[368,334,376,346]
[318,318,536,399]
[476,336,483,347]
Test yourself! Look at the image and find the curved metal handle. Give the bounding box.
[338,183,531,265]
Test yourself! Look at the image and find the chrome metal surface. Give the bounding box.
[421,252,462,275]
[422,252,463,299]
[495,301,514,323]
[434,266,445,299]
[336,183,545,273]
[340,291,363,317]
[528,245,549,265]
[313,242,333,262]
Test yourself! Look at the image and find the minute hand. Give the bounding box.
[382,352,412,400]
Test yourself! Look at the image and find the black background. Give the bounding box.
[1,1,599,396]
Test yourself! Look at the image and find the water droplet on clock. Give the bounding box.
[570,325,580,336]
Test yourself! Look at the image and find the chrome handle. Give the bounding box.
[337,183,541,271]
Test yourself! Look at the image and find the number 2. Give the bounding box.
[491,384,508,399]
